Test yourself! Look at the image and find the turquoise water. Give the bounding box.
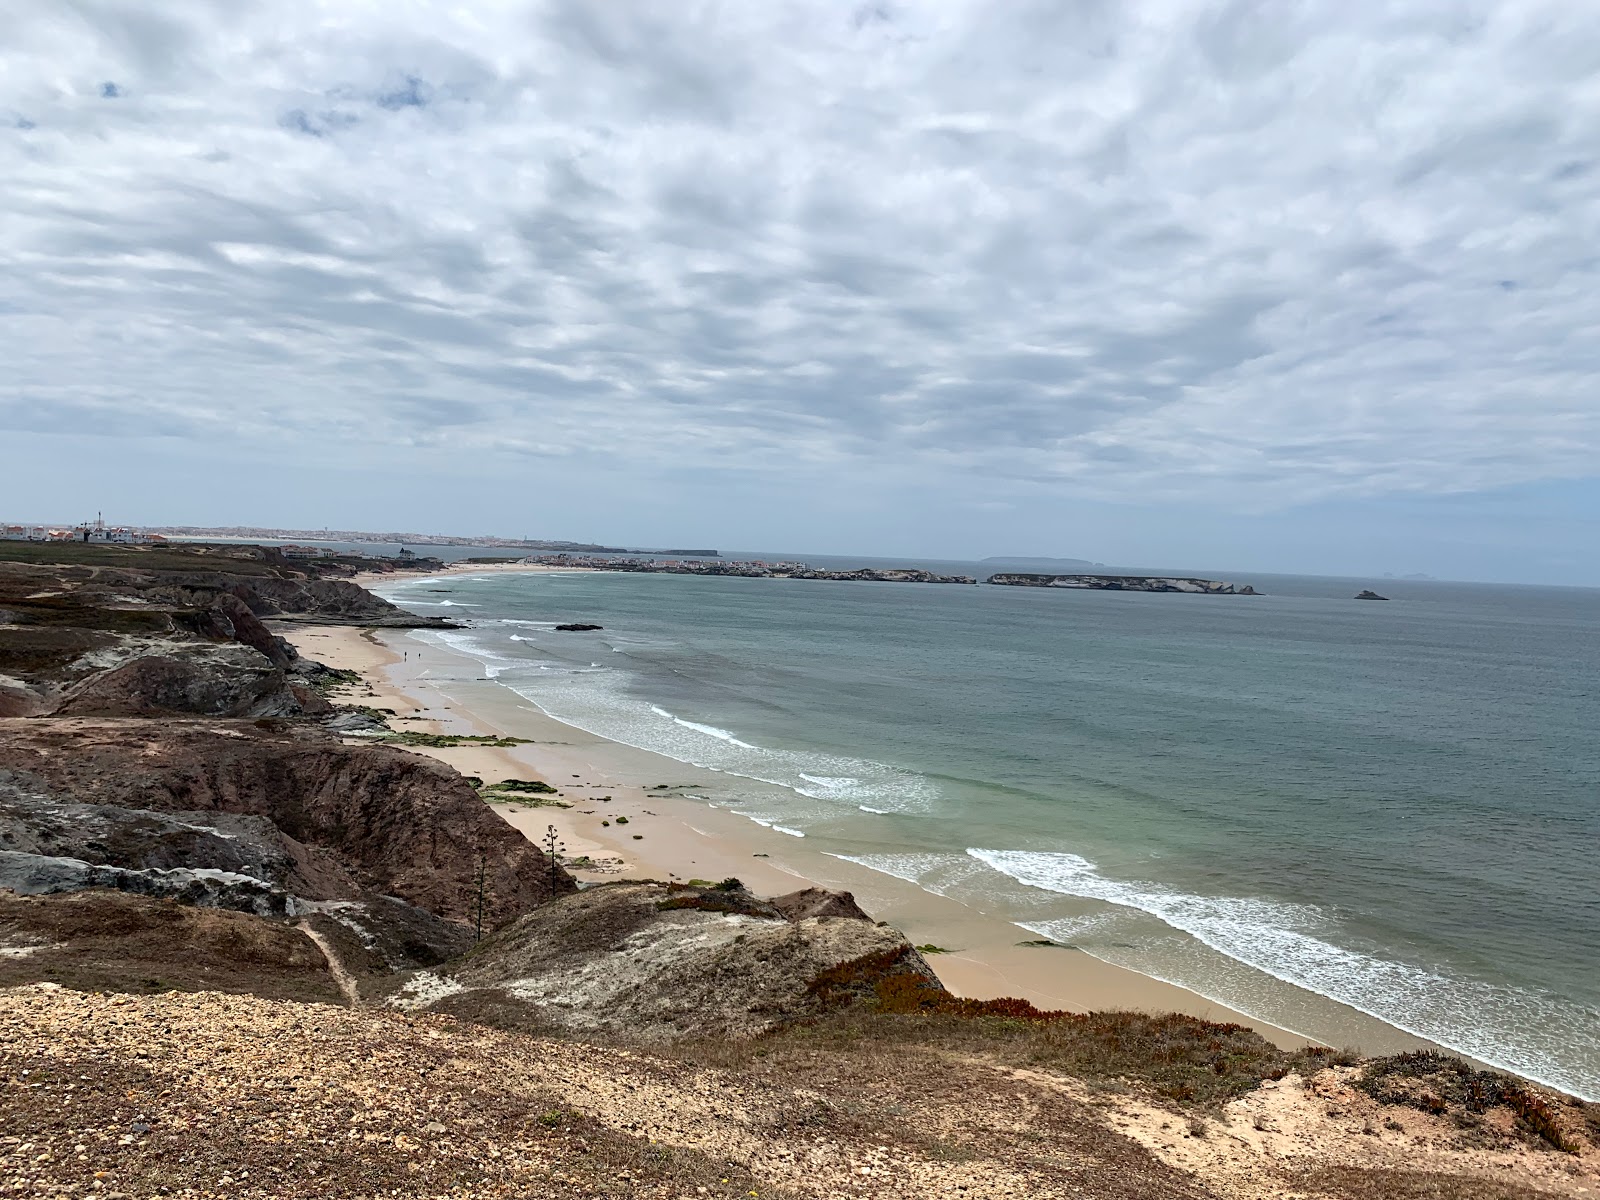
[379,566,1600,1098]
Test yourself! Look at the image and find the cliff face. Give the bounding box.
[0,548,449,719]
[0,541,572,1007]
[0,718,568,928]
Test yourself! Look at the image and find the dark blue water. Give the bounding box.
[380,564,1600,1097]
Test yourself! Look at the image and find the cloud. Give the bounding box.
[2,0,1599,507]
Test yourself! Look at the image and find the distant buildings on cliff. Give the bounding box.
[0,513,165,544]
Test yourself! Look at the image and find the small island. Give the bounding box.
[988,573,1258,595]
[1355,590,1390,601]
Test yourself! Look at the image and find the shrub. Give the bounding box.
[1357,1052,1581,1153]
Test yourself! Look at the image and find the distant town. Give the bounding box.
[0,519,1258,594]
[1,514,167,545]
[144,526,721,557]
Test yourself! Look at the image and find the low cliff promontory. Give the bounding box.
[989,573,1259,595]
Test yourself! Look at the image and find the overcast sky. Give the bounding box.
[4,2,1599,583]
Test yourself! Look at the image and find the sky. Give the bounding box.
[3,1,1599,584]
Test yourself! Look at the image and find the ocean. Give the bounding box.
[375,562,1600,1099]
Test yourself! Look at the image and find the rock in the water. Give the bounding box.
[554,623,603,632]
[1354,590,1390,600]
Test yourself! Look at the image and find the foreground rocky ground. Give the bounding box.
[2,985,1596,1200]
[0,542,1595,1199]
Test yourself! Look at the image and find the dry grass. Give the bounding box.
[787,949,1356,1108]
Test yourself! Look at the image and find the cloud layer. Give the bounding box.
[4,0,1600,506]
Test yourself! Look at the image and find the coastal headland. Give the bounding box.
[0,541,1593,1198]
[529,553,977,584]
[988,573,1260,594]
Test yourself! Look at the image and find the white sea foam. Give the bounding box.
[967,848,1600,1101]
[827,852,977,898]
[431,631,528,680]
[493,675,937,819]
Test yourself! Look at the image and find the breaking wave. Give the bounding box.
[967,848,1600,1100]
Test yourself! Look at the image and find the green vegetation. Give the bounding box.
[376,732,531,748]
[656,879,769,917]
[481,793,570,809]
[480,778,565,805]
[0,541,282,574]
[914,944,955,955]
[339,704,395,721]
[1358,1051,1589,1153]
[483,778,558,795]
[311,667,363,694]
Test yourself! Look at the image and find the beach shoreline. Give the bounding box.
[280,617,1443,1059]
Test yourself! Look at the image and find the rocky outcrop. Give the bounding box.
[770,886,874,922]
[0,850,290,917]
[389,880,938,1040]
[50,643,308,719]
[1355,590,1390,601]
[200,592,293,666]
[0,718,574,929]
[0,555,382,717]
[988,573,1259,595]
[0,777,296,884]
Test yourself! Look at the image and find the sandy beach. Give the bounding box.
[280,610,1441,1060]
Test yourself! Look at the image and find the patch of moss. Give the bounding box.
[311,667,363,694]
[376,732,531,748]
[483,778,558,795]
